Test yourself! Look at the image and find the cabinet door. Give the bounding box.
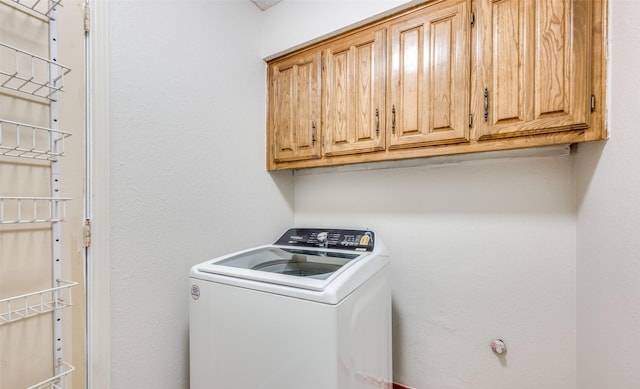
[388,0,471,149]
[268,51,322,163]
[323,27,386,156]
[476,0,591,140]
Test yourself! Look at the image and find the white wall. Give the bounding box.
[260,0,411,57]
[101,0,640,388]
[576,1,640,388]
[262,1,577,388]
[293,157,577,388]
[107,1,294,387]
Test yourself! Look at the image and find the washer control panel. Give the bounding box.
[275,228,375,252]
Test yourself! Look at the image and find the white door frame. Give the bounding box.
[87,0,111,387]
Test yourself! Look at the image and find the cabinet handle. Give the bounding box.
[375,108,380,136]
[312,121,316,145]
[484,88,489,122]
[391,105,396,134]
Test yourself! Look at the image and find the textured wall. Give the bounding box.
[107,1,294,387]
[293,155,577,388]
[576,1,640,387]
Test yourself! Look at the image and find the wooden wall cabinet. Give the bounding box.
[323,27,387,156]
[268,27,387,166]
[266,0,606,170]
[475,0,592,140]
[268,50,322,163]
[388,0,471,150]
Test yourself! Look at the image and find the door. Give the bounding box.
[0,1,86,387]
[476,0,591,139]
[388,0,471,149]
[323,27,386,156]
[268,50,322,164]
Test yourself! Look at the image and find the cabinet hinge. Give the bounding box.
[591,95,596,112]
[469,113,473,128]
[83,219,92,248]
[470,12,475,27]
[83,1,90,33]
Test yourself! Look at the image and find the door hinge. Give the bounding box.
[469,113,473,128]
[591,95,596,112]
[83,219,92,248]
[470,12,475,27]
[83,2,90,32]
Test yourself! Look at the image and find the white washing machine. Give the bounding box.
[189,228,391,389]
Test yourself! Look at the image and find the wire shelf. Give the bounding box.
[0,196,72,224]
[0,280,77,326]
[26,361,75,389]
[7,0,63,19]
[0,42,71,100]
[0,119,71,160]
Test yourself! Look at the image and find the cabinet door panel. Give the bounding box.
[477,0,590,139]
[324,28,386,156]
[492,0,522,124]
[389,0,471,149]
[269,51,322,163]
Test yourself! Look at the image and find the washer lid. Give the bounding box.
[195,246,366,291]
